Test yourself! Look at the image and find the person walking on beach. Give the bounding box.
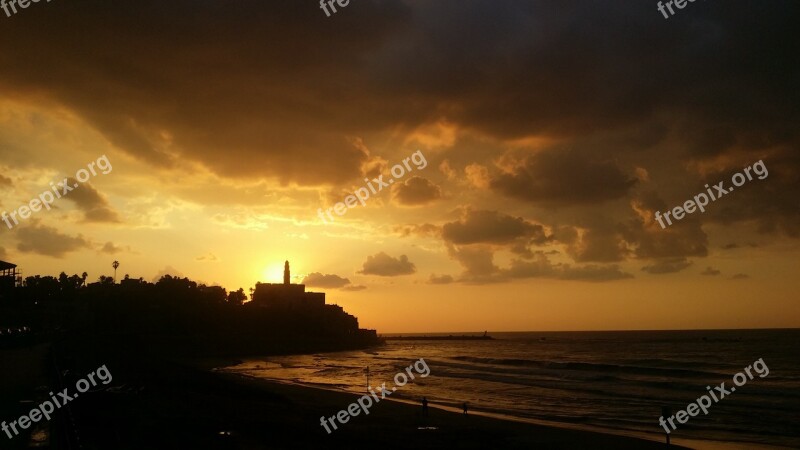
[462,402,468,416]
[421,397,429,417]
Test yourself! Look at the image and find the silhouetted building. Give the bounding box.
[251,261,325,309]
[0,260,18,290]
[248,260,379,344]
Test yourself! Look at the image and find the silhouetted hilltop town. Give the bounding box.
[252,261,327,309]
[0,258,380,356]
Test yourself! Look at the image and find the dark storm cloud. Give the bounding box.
[0,0,414,185]
[699,155,800,237]
[0,1,795,190]
[490,149,637,206]
[627,191,709,259]
[0,0,797,249]
[360,0,800,177]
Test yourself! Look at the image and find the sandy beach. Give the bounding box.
[69,351,691,450]
[0,344,687,449]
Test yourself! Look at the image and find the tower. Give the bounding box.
[251,260,325,308]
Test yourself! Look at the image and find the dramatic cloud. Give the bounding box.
[0,0,796,203]
[558,225,630,263]
[442,209,549,247]
[701,267,721,276]
[446,245,500,284]
[628,192,709,259]
[15,222,91,257]
[689,156,799,237]
[63,178,119,223]
[0,0,796,317]
[302,272,351,289]
[358,252,416,276]
[491,149,636,206]
[0,0,412,186]
[391,176,442,206]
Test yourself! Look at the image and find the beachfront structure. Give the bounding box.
[251,261,325,309]
[0,260,18,290]
[249,260,377,341]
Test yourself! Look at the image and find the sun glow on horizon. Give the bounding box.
[262,263,285,284]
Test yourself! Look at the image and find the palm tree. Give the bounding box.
[81,272,88,287]
[112,261,120,283]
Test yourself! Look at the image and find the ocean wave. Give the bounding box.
[449,355,722,378]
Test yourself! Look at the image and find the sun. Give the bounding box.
[262,263,285,284]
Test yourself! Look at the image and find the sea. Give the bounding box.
[220,329,800,449]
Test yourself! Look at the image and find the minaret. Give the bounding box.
[284,260,290,285]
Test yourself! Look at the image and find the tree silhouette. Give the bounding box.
[112,261,120,283]
[227,288,246,306]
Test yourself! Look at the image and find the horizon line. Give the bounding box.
[381,326,800,335]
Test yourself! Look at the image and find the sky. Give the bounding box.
[0,0,798,333]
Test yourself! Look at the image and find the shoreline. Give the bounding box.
[216,368,792,450]
[3,343,790,450]
[207,365,688,449]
